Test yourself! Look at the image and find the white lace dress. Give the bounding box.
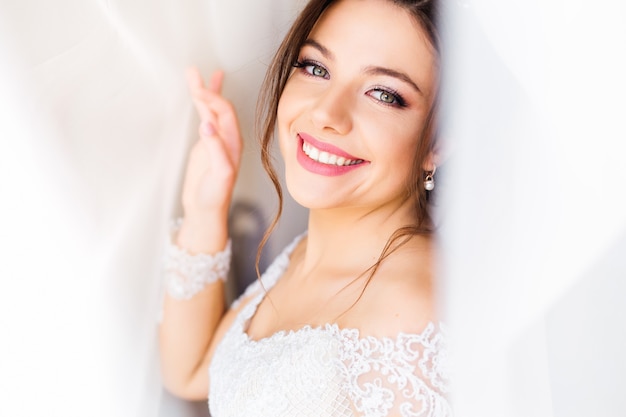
[209,236,452,417]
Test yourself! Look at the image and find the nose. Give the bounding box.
[309,82,353,135]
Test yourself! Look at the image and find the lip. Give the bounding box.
[298,132,361,160]
[296,133,368,176]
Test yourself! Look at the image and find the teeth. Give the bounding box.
[302,142,361,166]
[309,146,319,160]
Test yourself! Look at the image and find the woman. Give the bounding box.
[160,0,450,415]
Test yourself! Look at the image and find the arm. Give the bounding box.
[159,67,243,399]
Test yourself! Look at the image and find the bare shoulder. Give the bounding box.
[342,237,438,338]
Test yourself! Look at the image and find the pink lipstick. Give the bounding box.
[296,133,368,176]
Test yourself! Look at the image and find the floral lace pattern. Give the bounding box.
[209,235,451,417]
[164,219,232,299]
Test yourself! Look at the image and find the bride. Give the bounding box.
[159,0,450,415]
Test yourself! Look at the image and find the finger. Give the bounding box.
[201,103,241,163]
[208,70,224,94]
[186,66,205,92]
[191,90,240,152]
[193,89,238,123]
[199,121,236,170]
[199,121,216,138]
[186,67,215,122]
[186,68,223,100]
[199,119,240,167]
[218,117,243,160]
[187,70,240,164]
[186,68,228,126]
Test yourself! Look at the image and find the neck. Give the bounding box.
[300,199,424,276]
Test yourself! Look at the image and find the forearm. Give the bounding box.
[160,282,225,396]
[159,215,229,396]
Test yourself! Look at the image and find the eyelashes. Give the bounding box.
[292,58,408,108]
[293,59,329,79]
[368,87,407,107]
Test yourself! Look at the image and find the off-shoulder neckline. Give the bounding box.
[240,319,444,346]
[235,232,444,345]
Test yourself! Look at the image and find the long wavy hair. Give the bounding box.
[255,0,441,292]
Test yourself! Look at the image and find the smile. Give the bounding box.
[295,132,368,177]
[302,142,364,166]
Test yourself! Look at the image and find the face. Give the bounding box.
[277,0,437,213]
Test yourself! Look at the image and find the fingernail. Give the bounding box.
[201,122,215,137]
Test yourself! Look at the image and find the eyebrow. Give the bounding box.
[302,39,334,60]
[364,66,422,95]
[301,39,423,95]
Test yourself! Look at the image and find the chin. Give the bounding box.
[284,174,341,211]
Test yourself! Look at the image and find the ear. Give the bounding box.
[422,138,449,172]
[422,147,440,172]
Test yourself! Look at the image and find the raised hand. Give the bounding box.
[182,67,243,219]
[177,68,243,252]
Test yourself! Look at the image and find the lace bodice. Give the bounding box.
[209,236,452,417]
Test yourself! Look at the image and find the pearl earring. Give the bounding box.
[424,165,436,191]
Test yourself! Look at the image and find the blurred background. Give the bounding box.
[0,0,624,416]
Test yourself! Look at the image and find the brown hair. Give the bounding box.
[255,0,441,286]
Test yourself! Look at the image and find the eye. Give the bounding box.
[368,88,406,107]
[310,65,328,77]
[294,60,329,79]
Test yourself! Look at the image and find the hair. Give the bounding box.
[255,0,441,292]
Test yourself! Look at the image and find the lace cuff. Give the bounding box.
[164,219,232,299]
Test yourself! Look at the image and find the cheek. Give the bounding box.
[277,77,300,114]
[276,93,287,127]
[364,117,422,160]
[276,94,299,160]
[371,123,421,182]
[277,81,308,151]
[276,86,297,134]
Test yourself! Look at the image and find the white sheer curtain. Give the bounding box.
[0,1,305,416]
[441,1,626,416]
